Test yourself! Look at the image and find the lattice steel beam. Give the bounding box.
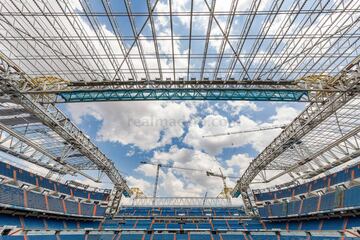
[19,77,354,103]
[0,122,99,181]
[0,54,131,197]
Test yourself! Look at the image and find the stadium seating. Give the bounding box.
[0,182,105,217]
[254,163,360,202]
[258,183,360,219]
[117,207,245,217]
[0,161,109,201]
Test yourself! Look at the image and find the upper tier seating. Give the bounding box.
[0,182,105,217]
[258,183,360,219]
[254,164,360,202]
[117,207,245,217]
[0,161,109,201]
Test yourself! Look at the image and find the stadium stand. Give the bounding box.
[0,181,106,217]
[257,183,360,219]
[254,163,360,202]
[0,161,110,201]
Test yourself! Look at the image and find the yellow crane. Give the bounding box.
[206,169,241,203]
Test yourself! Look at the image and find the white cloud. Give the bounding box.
[67,101,196,150]
[226,101,260,115]
[226,153,252,176]
[184,105,300,154]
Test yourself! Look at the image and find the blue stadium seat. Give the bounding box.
[221,234,245,240]
[59,234,84,240]
[136,219,151,229]
[212,220,228,230]
[265,221,285,230]
[27,235,57,240]
[87,233,115,240]
[287,200,301,216]
[190,233,211,240]
[258,206,269,218]
[152,222,166,230]
[346,216,360,229]
[301,196,318,214]
[102,219,119,229]
[0,214,21,227]
[250,233,277,240]
[270,202,287,217]
[321,218,344,230]
[2,236,27,240]
[301,219,320,230]
[198,222,211,230]
[279,234,307,240]
[0,184,24,208]
[23,217,44,230]
[176,234,188,240]
[344,185,360,209]
[64,220,78,230]
[320,192,336,212]
[310,236,341,240]
[152,234,175,240]
[46,219,65,230]
[79,221,100,229]
[287,221,300,231]
[167,223,181,229]
[183,223,198,230]
[80,202,94,216]
[119,233,144,240]
[27,191,46,211]
[48,196,64,213]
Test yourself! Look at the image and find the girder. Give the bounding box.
[49,88,310,103]
[19,78,352,103]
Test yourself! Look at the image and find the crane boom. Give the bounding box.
[202,124,287,138]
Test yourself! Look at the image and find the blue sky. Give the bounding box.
[62,100,305,197]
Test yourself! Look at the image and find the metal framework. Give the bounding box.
[232,58,360,213]
[0,0,360,213]
[19,78,354,103]
[0,1,358,86]
[0,54,131,207]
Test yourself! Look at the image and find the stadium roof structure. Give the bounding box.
[0,0,359,214]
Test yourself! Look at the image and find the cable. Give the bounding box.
[202,124,287,138]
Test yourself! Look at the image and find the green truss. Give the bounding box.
[58,89,309,102]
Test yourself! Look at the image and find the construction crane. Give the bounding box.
[130,187,145,198]
[202,124,287,138]
[140,161,241,204]
[139,161,204,205]
[206,169,239,203]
